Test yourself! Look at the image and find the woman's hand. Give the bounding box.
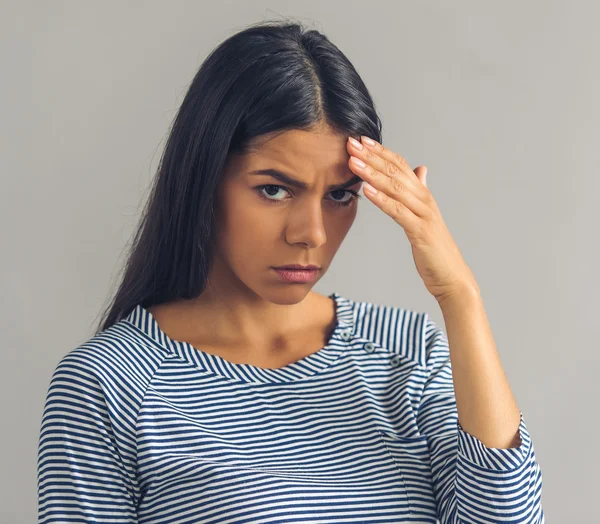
[347,135,478,303]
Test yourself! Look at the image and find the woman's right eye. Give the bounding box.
[256,184,288,203]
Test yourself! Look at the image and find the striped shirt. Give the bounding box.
[37,292,544,523]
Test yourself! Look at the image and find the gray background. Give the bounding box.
[3,1,598,522]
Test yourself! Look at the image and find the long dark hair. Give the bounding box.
[94,17,383,334]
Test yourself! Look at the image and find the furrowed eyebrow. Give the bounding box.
[249,169,363,191]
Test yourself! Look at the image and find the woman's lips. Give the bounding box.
[272,268,320,283]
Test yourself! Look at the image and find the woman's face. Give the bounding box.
[209,126,363,303]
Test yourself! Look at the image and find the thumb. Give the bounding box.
[414,166,428,187]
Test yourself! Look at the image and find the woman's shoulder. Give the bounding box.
[48,314,172,392]
[335,291,428,324]
[332,292,434,367]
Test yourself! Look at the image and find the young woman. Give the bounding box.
[37,19,544,523]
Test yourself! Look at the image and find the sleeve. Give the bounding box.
[416,315,545,523]
[37,353,139,523]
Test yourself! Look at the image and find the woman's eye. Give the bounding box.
[256,185,288,201]
[255,185,362,208]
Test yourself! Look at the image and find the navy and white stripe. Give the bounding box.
[38,292,544,523]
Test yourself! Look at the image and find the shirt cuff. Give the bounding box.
[457,411,532,471]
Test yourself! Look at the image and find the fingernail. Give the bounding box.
[364,182,377,194]
[348,137,363,150]
[361,136,375,147]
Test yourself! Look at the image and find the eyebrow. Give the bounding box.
[249,169,363,190]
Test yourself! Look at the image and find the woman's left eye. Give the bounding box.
[255,185,362,207]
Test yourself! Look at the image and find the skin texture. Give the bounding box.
[149,124,364,364]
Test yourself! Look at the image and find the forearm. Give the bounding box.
[437,285,522,449]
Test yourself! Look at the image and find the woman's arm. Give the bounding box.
[37,354,139,523]
[418,300,545,523]
[437,284,522,449]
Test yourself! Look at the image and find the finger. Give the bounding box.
[346,138,425,198]
[415,166,428,188]
[359,137,429,198]
[349,155,432,218]
[363,180,423,233]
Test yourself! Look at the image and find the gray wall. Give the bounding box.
[3,1,598,522]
